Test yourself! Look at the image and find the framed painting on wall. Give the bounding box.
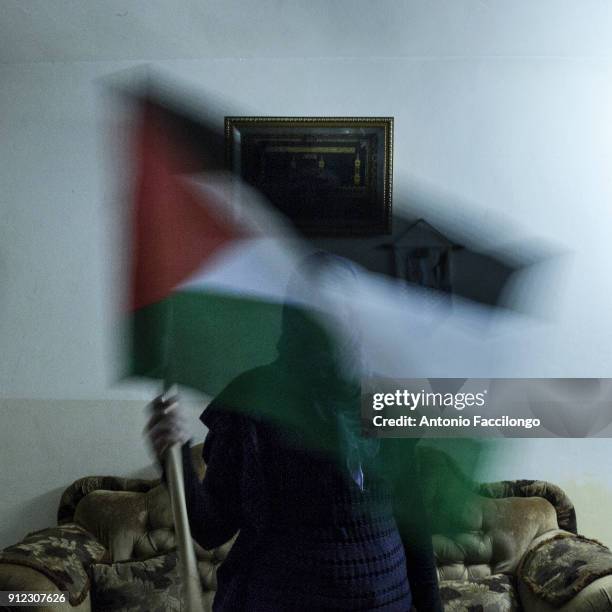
[225,116,393,236]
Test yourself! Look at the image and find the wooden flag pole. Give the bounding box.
[161,385,205,612]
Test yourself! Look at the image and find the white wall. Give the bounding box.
[1,1,612,548]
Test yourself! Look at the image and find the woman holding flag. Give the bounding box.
[145,254,442,611]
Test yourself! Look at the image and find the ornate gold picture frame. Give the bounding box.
[225,117,393,236]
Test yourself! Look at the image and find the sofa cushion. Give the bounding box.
[74,484,176,562]
[417,445,560,578]
[439,574,520,611]
[432,493,558,580]
[91,552,183,612]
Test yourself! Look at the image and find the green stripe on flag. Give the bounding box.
[131,291,293,396]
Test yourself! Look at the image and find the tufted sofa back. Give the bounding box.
[416,445,563,582]
[59,443,570,606]
[60,446,232,609]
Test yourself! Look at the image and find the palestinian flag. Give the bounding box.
[125,89,493,515]
[128,95,338,403]
[126,91,530,397]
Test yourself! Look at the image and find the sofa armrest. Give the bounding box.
[0,563,91,612]
[520,575,612,612]
[518,530,612,612]
[479,479,577,534]
[0,524,107,609]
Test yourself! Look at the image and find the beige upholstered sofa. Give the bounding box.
[1,444,611,612]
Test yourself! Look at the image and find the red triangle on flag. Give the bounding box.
[131,101,243,311]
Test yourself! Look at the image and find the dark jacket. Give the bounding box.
[181,366,441,611]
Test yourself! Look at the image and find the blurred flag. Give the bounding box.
[127,90,538,400]
[123,83,497,542]
[129,95,334,399]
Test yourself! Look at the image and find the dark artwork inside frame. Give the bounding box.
[225,118,393,236]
